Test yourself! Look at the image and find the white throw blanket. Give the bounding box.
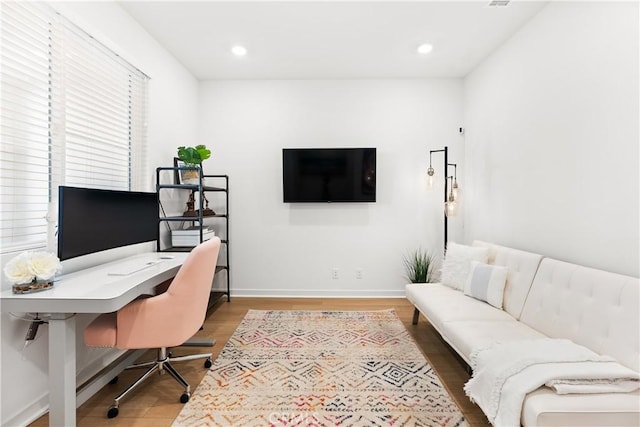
[464,338,640,426]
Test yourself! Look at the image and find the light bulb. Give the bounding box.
[426,167,436,191]
[445,200,458,217]
[417,43,433,55]
[452,179,460,200]
[445,187,458,216]
[231,45,247,56]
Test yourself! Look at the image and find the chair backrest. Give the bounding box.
[167,237,221,331]
[114,237,221,349]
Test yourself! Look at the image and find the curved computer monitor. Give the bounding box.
[57,186,158,261]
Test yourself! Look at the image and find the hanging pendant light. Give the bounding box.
[426,166,436,190]
[448,163,460,200]
[445,177,458,217]
[451,177,460,200]
[426,147,464,252]
[426,151,437,191]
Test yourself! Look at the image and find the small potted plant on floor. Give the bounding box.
[403,248,436,283]
[177,145,211,184]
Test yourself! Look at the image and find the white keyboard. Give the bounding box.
[107,259,165,276]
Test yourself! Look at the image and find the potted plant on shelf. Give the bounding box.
[177,145,211,184]
[403,248,436,283]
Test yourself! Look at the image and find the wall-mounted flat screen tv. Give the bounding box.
[282,148,376,203]
[57,186,158,261]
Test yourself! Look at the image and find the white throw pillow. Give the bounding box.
[464,261,509,309]
[440,243,489,290]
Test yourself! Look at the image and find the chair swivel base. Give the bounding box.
[106,347,212,418]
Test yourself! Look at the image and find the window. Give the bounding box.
[0,2,149,253]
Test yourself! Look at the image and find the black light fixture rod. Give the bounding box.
[428,147,450,254]
[444,147,448,253]
[448,163,457,179]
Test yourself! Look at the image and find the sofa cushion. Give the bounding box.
[406,283,513,332]
[522,387,640,427]
[441,319,547,363]
[472,241,543,320]
[464,261,508,309]
[441,242,489,290]
[520,258,640,372]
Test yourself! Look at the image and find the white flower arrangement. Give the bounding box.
[4,251,62,285]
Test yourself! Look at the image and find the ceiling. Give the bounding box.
[119,1,549,80]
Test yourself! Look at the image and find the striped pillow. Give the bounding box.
[463,261,508,309]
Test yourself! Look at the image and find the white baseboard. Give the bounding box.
[5,349,145,427]
[3,392,49,427]
[229,289,406,298]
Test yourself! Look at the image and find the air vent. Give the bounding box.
[488,0,510,6]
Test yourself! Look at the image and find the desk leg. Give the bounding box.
[48,314,76,427]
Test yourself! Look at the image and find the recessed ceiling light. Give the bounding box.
[417,43,433,55]
[231,45,247,56]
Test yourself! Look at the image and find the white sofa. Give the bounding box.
[406,241,640,426]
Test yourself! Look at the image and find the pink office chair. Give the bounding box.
[84,237,221,418]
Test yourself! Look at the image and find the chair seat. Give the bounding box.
[85,312,117,347]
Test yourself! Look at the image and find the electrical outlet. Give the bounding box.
[355,268,363,279]
[331,268,339,279]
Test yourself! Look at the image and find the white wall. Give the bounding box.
[199,79,464,297]
[463,1,639,277]
[0,2,199,425]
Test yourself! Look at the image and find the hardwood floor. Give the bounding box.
[30,298,490,426]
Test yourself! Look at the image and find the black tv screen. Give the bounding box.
[57,186,158,261]
[282,148,376,202]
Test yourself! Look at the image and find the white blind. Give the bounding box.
[0,2,52,251]
[0,2,149,253]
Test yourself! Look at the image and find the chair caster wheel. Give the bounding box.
[204,358,212,368]
[108,376,118,385]
[180,392,190,403]
[107,406,119,418]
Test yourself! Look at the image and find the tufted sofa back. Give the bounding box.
[473,241,543,320]
[520,258,640,371]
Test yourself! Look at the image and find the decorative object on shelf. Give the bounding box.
[403,248,436,283]
[184,192,198,217]
[172,226,215,247]
[175,145,211,185]
[426,146,462,252]
[182,192,216,217]
[201,194,216,216]
[4,251,62,294]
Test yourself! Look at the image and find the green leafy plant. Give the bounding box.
[177,145,211,166]
[403,248,436,283]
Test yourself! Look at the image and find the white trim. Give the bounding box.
[2,391,48,427]
[5,349,145,427]
[228,289,406,298]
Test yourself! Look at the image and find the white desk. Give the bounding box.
[0,251,188,427]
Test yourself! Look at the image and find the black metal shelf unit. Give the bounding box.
[156,166,230,304]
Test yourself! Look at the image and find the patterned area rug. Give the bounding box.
[173,309,468,426]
